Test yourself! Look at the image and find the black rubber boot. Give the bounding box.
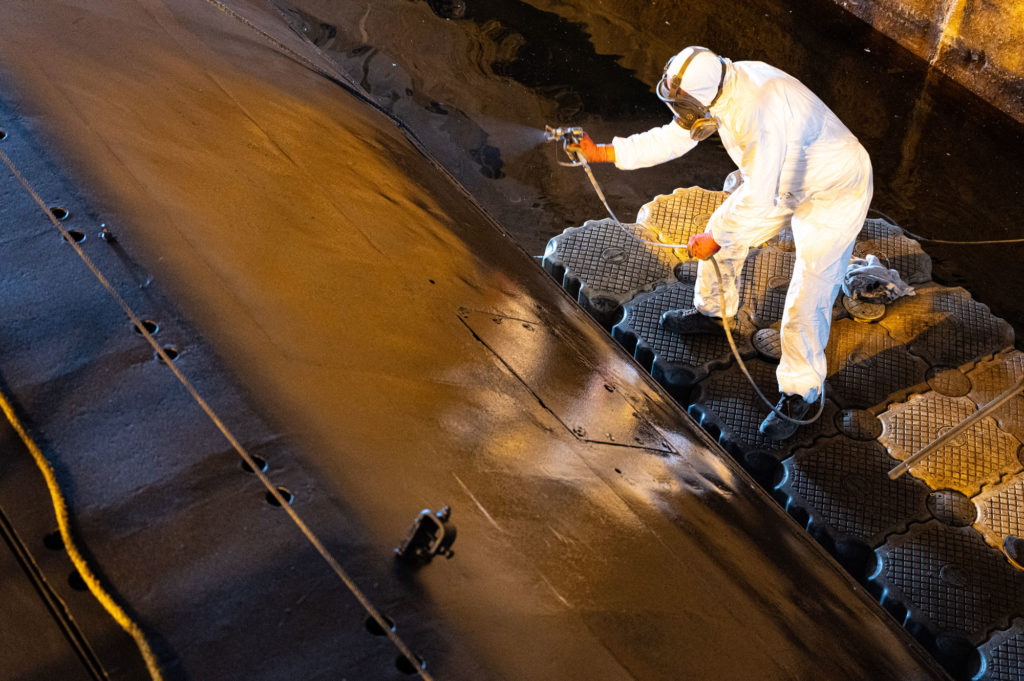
[659,308,734,335]
[758,394,815,441]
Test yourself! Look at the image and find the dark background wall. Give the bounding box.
[833,0,1024,123]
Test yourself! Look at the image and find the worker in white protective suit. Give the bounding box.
[577,46,873,440]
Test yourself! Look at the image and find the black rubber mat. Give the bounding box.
[853,218,933,286]
[872,521,1024,645]
[879,392,1022,496]
[824,318,930,412]
[611,281,753,391]
[976,618,1024,681]
[689,358,838,457]
[541,218,678,322]
[778,436,931,546]
[880,283,1015,369]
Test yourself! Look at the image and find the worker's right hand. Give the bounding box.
[687,232,721,260]
[577,133,615,164]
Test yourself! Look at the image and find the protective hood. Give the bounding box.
[656,47,727,140]
[660,47,727,108]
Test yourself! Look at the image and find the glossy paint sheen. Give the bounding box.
[0,0,948,679]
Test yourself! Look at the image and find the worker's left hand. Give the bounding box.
[687,232,721,260]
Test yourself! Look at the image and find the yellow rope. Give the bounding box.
[0,389,164,680]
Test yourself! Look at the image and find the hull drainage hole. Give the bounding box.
[265,487,293,506]
[241,455,268,473]
[156,346,180,363]
[50,206,70,221]
[43,531,63,551]
[63,229,85,243]
[365,614,395,636]
[395,655,422,675]
[133,320,159,335]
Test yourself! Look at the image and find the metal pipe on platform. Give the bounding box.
[888,376,1024,479]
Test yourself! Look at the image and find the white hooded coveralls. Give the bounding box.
[612,58,873,400]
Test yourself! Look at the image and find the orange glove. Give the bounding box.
[576,133,615,164]
[687,233,721,260]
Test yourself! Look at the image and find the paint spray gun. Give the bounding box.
[544,122,626,228]
[544,125,586,167]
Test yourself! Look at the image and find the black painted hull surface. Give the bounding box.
[0,1,947,679]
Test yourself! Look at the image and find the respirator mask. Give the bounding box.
[656,47,726,142]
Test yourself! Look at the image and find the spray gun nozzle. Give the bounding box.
[544,125,584,145]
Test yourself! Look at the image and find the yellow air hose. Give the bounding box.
[0,388,164,681]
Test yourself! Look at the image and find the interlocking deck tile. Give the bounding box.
[690,358,838,457]
[766,226,795,252]
[975,474,1024,557]
[879,392,1022,496]
[880,393,975,455]
[634,186,728,258]
[778,436,931,546]
[879,283,1015,369]
[749,219,931,289]
[836,408,884,441]
[976,618,1024,681]
[751,327,782,361]
[926,366,973,397]
[853,218,933,285]
[738,247,795,327]
[611,282,753,390]
[927,490,978,528]
[872,521,1024,644]
[545,191,1023,675]
[542,218,678,321]
[967,349,1024,443]
[672,259,699,284]
[824,318,930,412]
